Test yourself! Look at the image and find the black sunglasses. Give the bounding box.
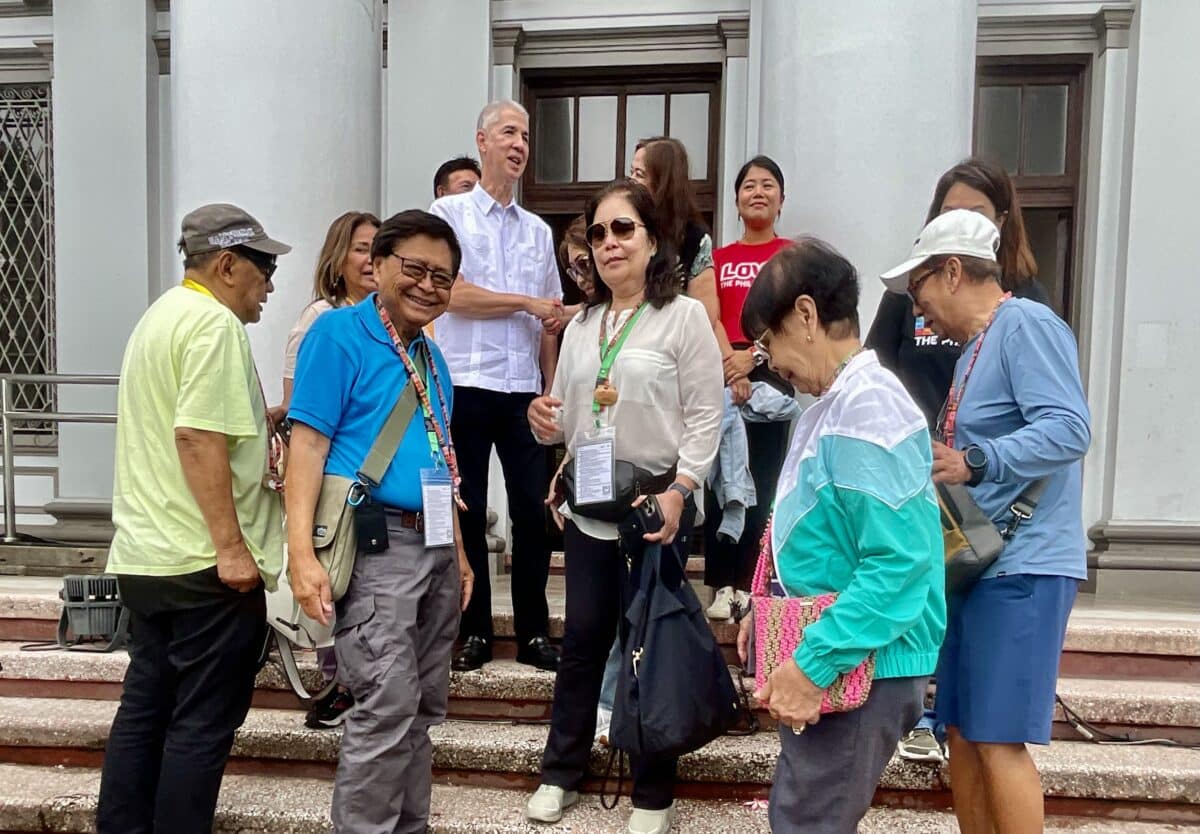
[585,216,645,249]
[232,246,278,282]
[389,253,456,290]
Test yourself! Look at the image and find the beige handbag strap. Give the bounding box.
[357,349,427,488]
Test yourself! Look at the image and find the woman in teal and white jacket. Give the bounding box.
[735,238,945,834]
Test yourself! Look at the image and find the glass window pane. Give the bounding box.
[534,97,573,184]
[1024,85,1068,176]
[668,93,710,179]
[976,86,1021,175]
[577,96,618,182]
[1023,207,1071,317]
[624,94,664,175]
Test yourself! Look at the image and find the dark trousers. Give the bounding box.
[704,418,790,590]
[452,385,550,645]
[95,587,267,834]
[540,521,685,810]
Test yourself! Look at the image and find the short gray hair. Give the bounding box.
[477,99,529,133]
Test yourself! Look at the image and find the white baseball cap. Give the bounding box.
[880,209,1000,294]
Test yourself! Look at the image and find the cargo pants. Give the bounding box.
[330,519,461,834]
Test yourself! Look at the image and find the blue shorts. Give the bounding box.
[935,573,1078,745]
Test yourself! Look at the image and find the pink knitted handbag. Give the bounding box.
[750,519,875,713]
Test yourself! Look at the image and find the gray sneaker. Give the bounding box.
[897,727,944,762]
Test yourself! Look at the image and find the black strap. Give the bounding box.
[1001,477,1049,540]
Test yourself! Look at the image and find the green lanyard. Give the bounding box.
[592,302,648,425]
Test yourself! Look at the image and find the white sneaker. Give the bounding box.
[706,586,734,620]
[595,707,612,746]
[526,784,580,823]
[628,804,675,834]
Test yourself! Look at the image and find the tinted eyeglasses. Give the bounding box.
[567,255,591,280]
[233,247,278,282]
[907,263,942,302]
[585,217,645,249]
[388,254,456,291]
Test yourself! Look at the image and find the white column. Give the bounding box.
[717,17,750,248]
[1106,1,1200,526]
[385,0,490,214]
[51,0,159,515]
[754,0,977,326]
[1076,10,1133,534]
[171,0,383,405]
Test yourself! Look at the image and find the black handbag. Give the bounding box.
[937,479,1048,595]
[608,530,740,759]
[560,459,676,524]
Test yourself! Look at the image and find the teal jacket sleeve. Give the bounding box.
[792,438,942,688]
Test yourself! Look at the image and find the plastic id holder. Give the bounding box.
[572,426,616,506]
[420,468,455,549]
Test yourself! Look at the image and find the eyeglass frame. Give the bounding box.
[907,261,945,303]
[585,217,646,249]
[386,253,456,291]
[566,254,592,280]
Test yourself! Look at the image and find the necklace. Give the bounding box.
[820,346,866,396]
[592,302,648,418]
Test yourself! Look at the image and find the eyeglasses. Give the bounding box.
[567,255,591,280]
[585,217,645,249]
[233,247,278,282]
[907,263,943,302]
[388,254,456,290]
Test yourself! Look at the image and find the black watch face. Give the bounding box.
[966,447,987,470]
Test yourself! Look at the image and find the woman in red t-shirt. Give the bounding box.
[705,155,794,619]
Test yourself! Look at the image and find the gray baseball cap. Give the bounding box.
[177,203,292,257]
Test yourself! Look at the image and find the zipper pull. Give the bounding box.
[631,646,644,678]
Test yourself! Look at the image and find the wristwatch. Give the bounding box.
[750,344,768,367]
[963,444,988,487]
[667,482,694,503]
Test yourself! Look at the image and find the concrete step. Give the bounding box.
[6,763,1196,834]
[3,644,1199,742]
[0,696,1198,819]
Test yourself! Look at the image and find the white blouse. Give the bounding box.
[282,299,336,380]
[545,294,724,540]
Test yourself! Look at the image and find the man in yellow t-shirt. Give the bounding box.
[96,203,290,834]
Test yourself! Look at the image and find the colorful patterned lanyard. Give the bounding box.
[181,278,283,493]
[374,297,467,510]
[939,292,1012,448]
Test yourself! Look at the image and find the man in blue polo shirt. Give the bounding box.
[285,209,473,834]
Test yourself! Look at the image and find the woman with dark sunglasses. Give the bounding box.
[524,180,723,834]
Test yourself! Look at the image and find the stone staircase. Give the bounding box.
[0,576,1198,833]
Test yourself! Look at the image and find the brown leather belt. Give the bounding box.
[385,508,423,532]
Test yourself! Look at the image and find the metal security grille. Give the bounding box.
[0,83,56,441]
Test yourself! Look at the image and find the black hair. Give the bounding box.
[741,237,860,340]
[734,155,785,197]
[371,209,463,277]
[582,179,679,316]
[433,156,481,197]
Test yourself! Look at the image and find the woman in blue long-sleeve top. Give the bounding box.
[880,209,1092,834]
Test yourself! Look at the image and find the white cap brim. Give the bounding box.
[879,255,931,293]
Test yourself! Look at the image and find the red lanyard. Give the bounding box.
[374,297,467,510]
[939,293,1012,448]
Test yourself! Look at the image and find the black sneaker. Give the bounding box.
[452,635,492,672]
[304,685,354,729]
[516,636,560,671]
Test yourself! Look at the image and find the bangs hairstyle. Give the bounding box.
[370,209,463,278]
[635,136,706,249]
[582,180,679,316]
[928,158,1037,290]
[734,155,786,196]
[740,237,861,341]
[557,214,587,270]
[313,211,381,305]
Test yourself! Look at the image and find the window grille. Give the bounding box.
[0,83,56,443]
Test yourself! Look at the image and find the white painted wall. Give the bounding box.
[385,0,491,214]
[170,0,383,406]
[51,0,159,501]
[1107,1,1200,523]
[753,0,977,330]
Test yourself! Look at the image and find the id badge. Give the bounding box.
[572,426,616,506]
[420,468,455,549]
